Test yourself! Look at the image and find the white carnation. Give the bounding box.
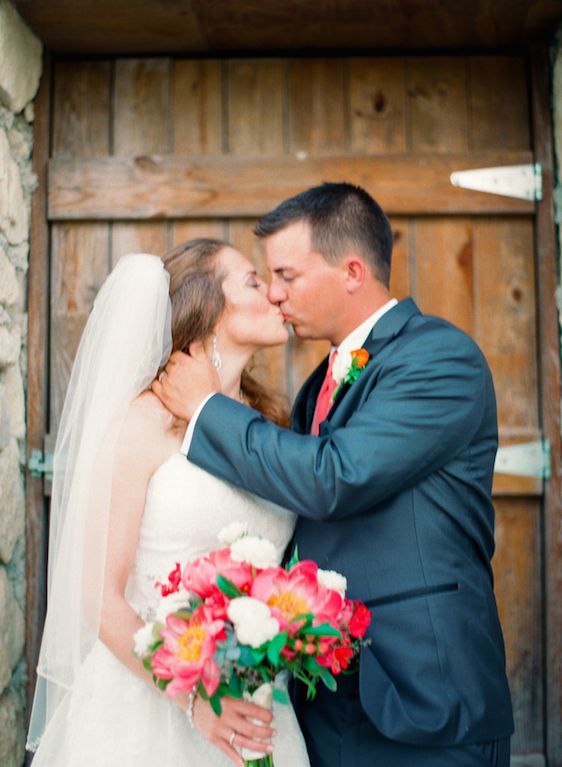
[317,568,347,597]
[155,589,192,624]
[133,621,157,657]
[230,536,278,570]
[331,349,352,385]
[228,597,280,648]
[218,521,249,546]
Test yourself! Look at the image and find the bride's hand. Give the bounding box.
[193,695,276,767]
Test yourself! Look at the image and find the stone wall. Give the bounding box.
[0,2,42,765]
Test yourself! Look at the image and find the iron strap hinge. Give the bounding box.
[494,439,551,480]
[450,163,542,202]
[28,448,53,479]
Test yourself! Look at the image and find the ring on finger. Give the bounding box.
[229,731,237,747]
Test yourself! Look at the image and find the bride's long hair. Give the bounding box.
[164,238,289,427]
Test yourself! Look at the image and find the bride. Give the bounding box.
[27,239,310,767]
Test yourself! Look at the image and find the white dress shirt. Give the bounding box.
[181,298,398,455]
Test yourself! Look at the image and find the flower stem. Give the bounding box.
[243,756,274,767]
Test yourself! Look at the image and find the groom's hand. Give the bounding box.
[151,345,220,421]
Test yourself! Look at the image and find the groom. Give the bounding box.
[154,183,514,766]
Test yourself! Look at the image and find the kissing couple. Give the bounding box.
[28,183,513,767]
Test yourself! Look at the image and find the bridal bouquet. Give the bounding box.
[134,523,371,767]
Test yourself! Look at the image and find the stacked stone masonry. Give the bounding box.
[0,2,42,765]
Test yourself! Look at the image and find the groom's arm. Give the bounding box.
[186,331,492,521]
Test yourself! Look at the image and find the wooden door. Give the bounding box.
[33,53,560,765]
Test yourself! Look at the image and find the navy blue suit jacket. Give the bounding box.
[188,298,514,746]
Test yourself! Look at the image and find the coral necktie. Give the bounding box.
[311,350,338,436]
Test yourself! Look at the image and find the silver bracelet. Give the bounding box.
[185,689,197,729]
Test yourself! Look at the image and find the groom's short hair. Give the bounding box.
[254,182,393,287]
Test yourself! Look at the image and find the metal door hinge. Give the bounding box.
[450,163,542,201]
[28,449,53,479]
[494,439,551,479]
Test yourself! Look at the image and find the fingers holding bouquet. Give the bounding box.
[193,696,275,767]
[134,526,372,767]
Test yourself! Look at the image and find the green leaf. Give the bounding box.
[304,623,341,638]
[318,667,337,691]
[303,655,322,674]
[266,631,288,666]
[228,673,243,699]
[217,575,243,598]
[272,687,290,705]
[209,693,222,716]
[286,545,300,570]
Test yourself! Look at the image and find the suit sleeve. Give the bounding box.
[188,329,490,521]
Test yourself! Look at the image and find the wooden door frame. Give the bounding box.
[24,48,562,765]
[530,45,562,767]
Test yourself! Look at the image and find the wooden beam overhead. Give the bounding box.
[48,151,535,220]
[13,0,562,55]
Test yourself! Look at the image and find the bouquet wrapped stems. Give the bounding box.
[245,757,274,767]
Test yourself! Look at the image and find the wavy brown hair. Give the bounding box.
[163,238,289,427]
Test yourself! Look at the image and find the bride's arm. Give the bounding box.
[99,399,275,767]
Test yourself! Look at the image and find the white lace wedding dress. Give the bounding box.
[31,453,310,766]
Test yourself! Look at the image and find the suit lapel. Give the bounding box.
[326,297,421,421]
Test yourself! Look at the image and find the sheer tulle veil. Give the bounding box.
[27,254,172,750]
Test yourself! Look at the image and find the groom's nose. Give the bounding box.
[267,279,287,305]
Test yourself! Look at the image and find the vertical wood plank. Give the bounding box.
[406,57,468,152]
[171,59,224,253]
[25,53,51,716]
[530,45,562,767]
[473,219,538,429]
[286,58,341,396]
[227,62,287,395]
[228,59,285,155]
[413,218,474,336]
[349,58,406,153]
[172,59,223,155]
[388,217,411,301]
[493,499,543,753]
[112,58,171,262]
[468,56,530,151]
[288,58,346,155]
[50,61,111,433]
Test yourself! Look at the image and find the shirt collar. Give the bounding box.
[335,298,398,357]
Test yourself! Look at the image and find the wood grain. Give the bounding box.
[112,58,171,262]
[406,57,468,153]
[473,218,538,430]
[493,497,543,752]
[50,60,111,434]
[48,151,535,220]
[530,45,562,767]
[413,218,474,336]
[349,58,407,154]
[25,52,51,716]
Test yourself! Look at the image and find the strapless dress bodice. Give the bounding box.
[126,453,296,619]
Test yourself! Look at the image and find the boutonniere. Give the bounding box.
[331,348,371,402]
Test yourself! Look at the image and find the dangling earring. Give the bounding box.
[211,334,223,370]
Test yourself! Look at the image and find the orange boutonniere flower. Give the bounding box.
[330,347,371,402]
[351,348,370,369]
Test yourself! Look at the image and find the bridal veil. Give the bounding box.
[27,254,172,750]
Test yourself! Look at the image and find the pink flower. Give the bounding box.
[251,561,343,632]
[182,548,254,599]
[152,607,225,697]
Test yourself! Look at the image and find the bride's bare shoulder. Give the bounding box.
[115,391,176,472]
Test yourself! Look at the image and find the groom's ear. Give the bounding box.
[342,256,367,294]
